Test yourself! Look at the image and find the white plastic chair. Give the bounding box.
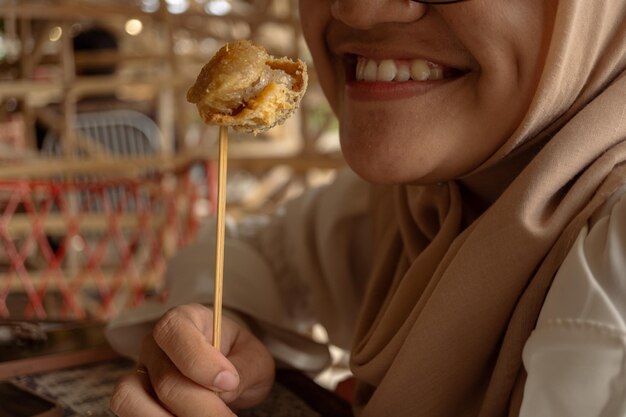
[41,109,161,158]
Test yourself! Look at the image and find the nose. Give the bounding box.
[330,0,428,30]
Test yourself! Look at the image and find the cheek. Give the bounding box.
[299,1,339,111]
[337,78,523,184]
[458,3,551,124]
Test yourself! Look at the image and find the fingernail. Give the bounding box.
[212,371,239,392]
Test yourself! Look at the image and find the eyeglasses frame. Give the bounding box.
[410,0,467,4]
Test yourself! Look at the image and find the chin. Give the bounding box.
[347,163,401,185]
[339,127,443,185]
[341,144,432,185]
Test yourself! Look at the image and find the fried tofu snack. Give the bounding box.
[186,40,308,134]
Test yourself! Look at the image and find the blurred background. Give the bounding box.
[0,0,343,321]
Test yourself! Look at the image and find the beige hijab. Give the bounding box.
[350,1,626,416]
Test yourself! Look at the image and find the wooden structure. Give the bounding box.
[0,1,339,156]
[0,0,343,319]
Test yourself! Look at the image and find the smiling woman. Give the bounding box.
[304,0,553,184]
[108,1,626,417]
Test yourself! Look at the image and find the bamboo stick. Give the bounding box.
[212,126,228,350]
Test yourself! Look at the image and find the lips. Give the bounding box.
[326,23,475,102]
[339,53,468,101]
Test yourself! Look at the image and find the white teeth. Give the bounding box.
[356,56,447,82]
[394,64,410,82]
[364,60,378,81]
[377,60,397,82]
[410,60,430,81]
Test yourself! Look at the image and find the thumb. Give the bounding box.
[220,322,275,409]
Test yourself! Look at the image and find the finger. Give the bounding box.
[142,337,237,417]
[110,371,174,417]
[152,304,240,392]
[224,327,275,408]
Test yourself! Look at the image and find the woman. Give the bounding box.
[109,1,626,416]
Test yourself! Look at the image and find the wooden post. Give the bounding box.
[156,4,177,155]
[60,21,77,157]
[60,21,81,276]
[19,18,37,150]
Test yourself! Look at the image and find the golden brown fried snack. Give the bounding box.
[187,40,308,135]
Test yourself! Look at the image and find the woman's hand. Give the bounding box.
[110,303,275,416]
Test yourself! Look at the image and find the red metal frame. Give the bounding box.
[0,161,213,320]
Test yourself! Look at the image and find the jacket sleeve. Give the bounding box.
[519,189,626,417]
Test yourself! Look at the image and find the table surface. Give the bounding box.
[8,360,352,417]
[1,321,352,417]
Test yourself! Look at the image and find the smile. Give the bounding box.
[356,56,446,82]
[343,54,468,100]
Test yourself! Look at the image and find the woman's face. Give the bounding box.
[299,0,556,184]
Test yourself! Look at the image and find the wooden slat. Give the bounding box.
[0,3,292,25]
[0,152,343,179]
[0,150,208,179]
[0,74,186,102]
[4,213,167,237]
[0,269,163,292]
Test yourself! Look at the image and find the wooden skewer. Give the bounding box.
[213,125,229,350]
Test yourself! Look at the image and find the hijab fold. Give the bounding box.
[350,2,626,416]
